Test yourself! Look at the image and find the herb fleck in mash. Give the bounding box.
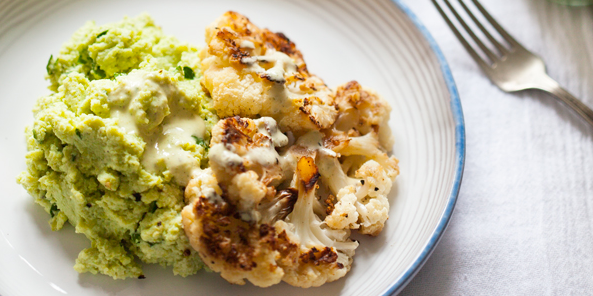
[17,14,217,279]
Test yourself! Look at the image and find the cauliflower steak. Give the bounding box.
[181,12,400,289]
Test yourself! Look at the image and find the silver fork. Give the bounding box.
[433,0,593,127]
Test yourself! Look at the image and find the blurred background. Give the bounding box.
[401,1,593,295]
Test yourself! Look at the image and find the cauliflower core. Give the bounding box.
[180,12,400,288]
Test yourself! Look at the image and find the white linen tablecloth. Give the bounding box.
[401,1,593,295]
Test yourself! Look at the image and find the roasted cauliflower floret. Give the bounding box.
[181,116,359,288]
[207,116,291,220]
[200,11,338,134]
[181,168,291,287]
[322,80,398,181]
[333,80,394,151]
[275,156,358,287]
[208,116,288,186]
[305,81,400,236]
[319,156,392,236]
[318,129,398,235]
[334,132,400,181]
[182,115,297,286]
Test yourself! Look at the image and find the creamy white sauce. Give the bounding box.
[142,114,206,185]
[108,72,165,135]
[239,40,255,49]
[255,117,288,147]
[296,131,337,157]
[108,71,206,185]
[244,147,279,167]
[242,49,297,83]
[110,109,140,135]
[209,143,244,169]
[260,50,297,82]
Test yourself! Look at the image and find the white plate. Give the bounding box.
[0,0,465,295]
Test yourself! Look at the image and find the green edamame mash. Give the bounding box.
[17,14,217,279]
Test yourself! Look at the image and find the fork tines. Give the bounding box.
[432,0,521,66]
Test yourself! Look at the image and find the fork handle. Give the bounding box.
[537,75,593,127]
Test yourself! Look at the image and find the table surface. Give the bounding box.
[401,1,593,295]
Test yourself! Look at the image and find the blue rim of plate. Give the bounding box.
[384,1,466,295]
